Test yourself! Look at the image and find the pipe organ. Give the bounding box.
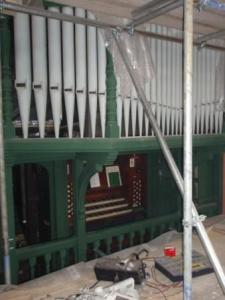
[85,155,146,228]
[13,9,224,139]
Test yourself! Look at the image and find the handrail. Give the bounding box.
[87,213,180,243]
[15,235,77,260]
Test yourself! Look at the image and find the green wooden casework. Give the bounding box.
[0,15,224,284]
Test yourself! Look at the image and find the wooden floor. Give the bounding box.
[1,215,225,300]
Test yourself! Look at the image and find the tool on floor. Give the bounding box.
[73,278,139,300]
[94,255,146,284]
[155,250,213,282]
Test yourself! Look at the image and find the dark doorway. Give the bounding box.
[13,164,51,247]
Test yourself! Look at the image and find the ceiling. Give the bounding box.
[6,0,225,45]
[48,0,225,37]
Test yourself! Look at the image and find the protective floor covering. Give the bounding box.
[1,215,225,299]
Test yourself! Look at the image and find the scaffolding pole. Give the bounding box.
[0,35,11,284]
[183,0,194,298]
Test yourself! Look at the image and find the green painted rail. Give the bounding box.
[13,235,78,283]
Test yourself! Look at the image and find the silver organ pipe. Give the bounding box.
[116,78,123,137]
[131,86,138,137]
[124,96,131,137]
[98,28,107,138]
[48,6,62,139]
[14,13,31,139]
[12,10,224,139]
[62,6,75,139]
[75,8,87,139]
[87,12,98,138]
[32,15,47,138]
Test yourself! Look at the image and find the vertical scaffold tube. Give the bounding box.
[183,0,193,298]
[14,13,31,138]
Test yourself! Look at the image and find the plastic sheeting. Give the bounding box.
[200,0,225,11]
[104,31,155,99]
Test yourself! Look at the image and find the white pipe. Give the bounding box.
[138,99,144,136]
[98,29,106,138]
[14,13,31,139]
[171,32,176,135]
[62,6,75,139]
[167,31,172,136]
[116,77,122,137]
[145,81,150,136]
[124,96,131,137]
[131,86,137,136]
[175,30,180,135]
[205,50,210,134]
[196,50,201,134]
[150,24,157,136]
[87,11,97,138]
[32,15,47,138]
[156,25,162,129]
[48,7,62,138]
[76,8,87,138]
[178,37,183,135]
[200,50,206,135]
[161,27,167,135]
[209,51,215,134]
[183,0,194,297]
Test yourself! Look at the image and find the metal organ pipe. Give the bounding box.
[87,12,98,138]
[76,8,87,138]
[62,6,75,139]
[48,6,62,138]
[124,96,131,137]
[98,29,107,138]
[14,13,31,139]
[131,86,138,136]
[116,77,122,137]
[32,15,47,138]
[145,82,150,136]
[138,98,144,136]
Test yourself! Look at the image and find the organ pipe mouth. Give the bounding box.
[64,88,74,92]
[15,82,26,88]
[33,83,43,89]
[50,85,59,90]
[89,91,97,94]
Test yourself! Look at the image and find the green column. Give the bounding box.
[105,50,119,138]
[5,164,17,283]
[0,16,15,138]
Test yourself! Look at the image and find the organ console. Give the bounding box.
[85,154,147,229]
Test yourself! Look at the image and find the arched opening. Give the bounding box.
[12,163,51,247]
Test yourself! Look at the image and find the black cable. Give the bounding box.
[89,280,100,289]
